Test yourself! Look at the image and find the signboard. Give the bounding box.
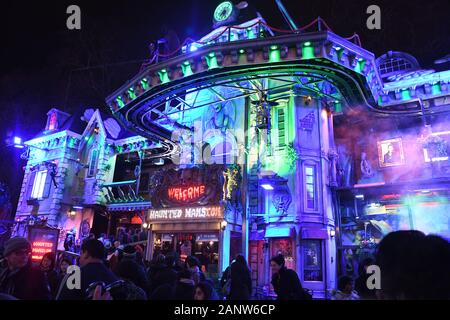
[28,226,59,262]
[196,233,219,242]
[149,166,223,208]
[148,206,223,222]
[168,185,206,202]
[161,234,173,242]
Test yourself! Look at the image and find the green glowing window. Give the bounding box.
[277,108,286,147]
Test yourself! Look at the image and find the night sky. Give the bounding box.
[1,0,449,206]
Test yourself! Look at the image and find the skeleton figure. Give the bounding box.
[223,165,241,202]
[360,152,374,178]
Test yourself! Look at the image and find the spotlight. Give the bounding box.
[220,220,228,230]
[261,184,274,190]
[304,96,312,105]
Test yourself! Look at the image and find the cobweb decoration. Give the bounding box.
[104,118,122,139]
[299,111,315,131]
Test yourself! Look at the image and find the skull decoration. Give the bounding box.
[272,184,292,215]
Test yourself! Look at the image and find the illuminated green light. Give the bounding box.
[140,78,149,90]
[158,70,170,84]
[355,59,366,73]
[401,89,411,100]
[68,137,77,148]
[239,49,245,54]
[269,48,281,63]
[304,42,312,47]
[334,101,343,113]
[335,47,344,60]
[128,87,137,100]
[302,45,315,59]
[206,54,219,69]
[247,28,255,39]
[116,96,125,108]
[84,136,89,141]
[181,61,193,77]
[270,45,278,50]
[432,83,441,95]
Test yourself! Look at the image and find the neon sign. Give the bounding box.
[168,185,206,202]
[28,226,59,263]
[31,241,54,261]
[148,206,223,221]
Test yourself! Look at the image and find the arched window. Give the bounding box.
[376,51,420,81]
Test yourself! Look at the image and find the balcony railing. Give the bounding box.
[101,180,145,204]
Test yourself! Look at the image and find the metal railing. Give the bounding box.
[101,180,145,204]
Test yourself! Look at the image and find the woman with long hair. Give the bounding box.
[39,252,59,298]
[228,254,252,300]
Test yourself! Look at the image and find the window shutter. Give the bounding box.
[26,171,37,201]
[277,108,286,147]
[42,171,52,198]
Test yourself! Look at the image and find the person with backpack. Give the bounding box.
[270,254,311,300]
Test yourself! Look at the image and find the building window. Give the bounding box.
[87,149,99,177]
[47,112,58,131]
[271,238,295,270]
[304,164,317,211]
[31,170,48,199]
[303,240,323,282]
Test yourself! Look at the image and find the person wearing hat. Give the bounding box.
[0,237,51,300]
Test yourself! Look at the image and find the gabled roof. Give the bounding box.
[30,107,141,144]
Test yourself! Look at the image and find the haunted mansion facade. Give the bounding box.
[13,2,450,299]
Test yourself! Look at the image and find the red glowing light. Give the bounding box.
[131,215,143,225]
[31,241,54,261]
[168,185,206,202]
[381,194,402,200]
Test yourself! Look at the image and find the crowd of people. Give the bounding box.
[331,230,450,300]
[0,230,449,300]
